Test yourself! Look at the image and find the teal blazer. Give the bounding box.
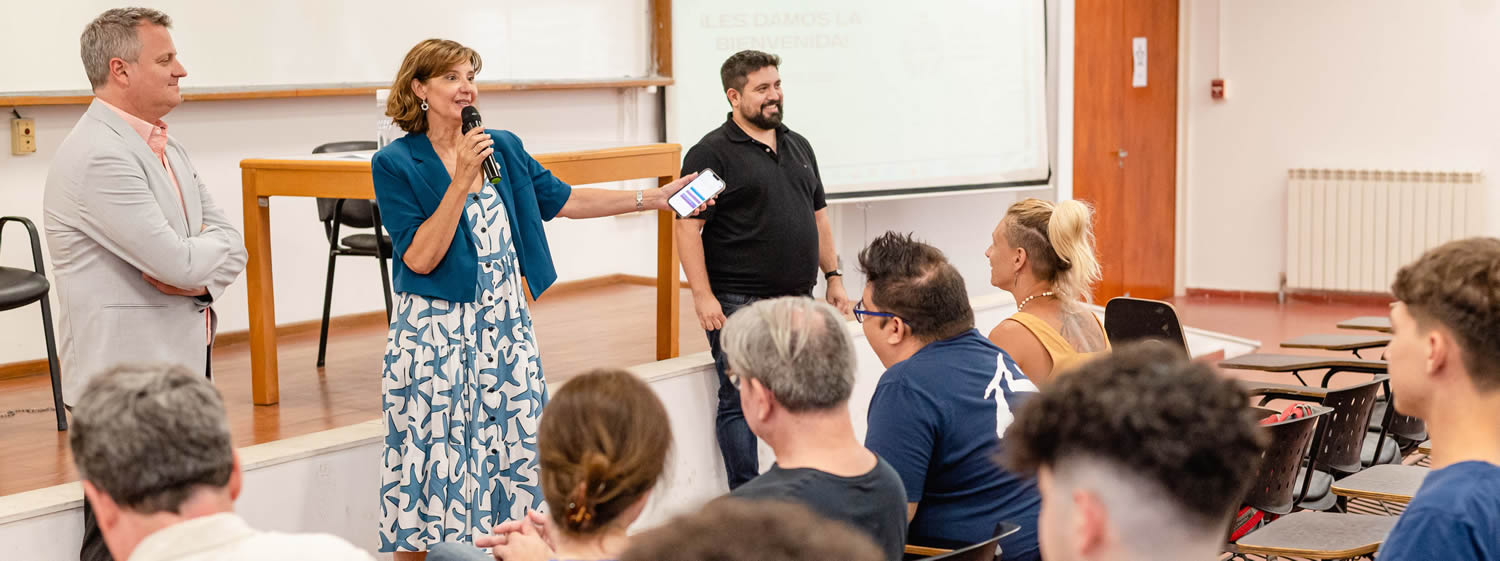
[371,129,572,303]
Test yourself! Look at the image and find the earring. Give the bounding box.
[419,100,429,111]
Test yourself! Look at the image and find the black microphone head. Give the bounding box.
[461,106,483,133]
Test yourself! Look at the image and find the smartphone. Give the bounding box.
[668,168,726,217]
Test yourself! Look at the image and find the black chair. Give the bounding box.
[1247,377,1387,511]
[313,141,393,368]
[906,522,1018,561]
[1242,405,1333,516]
[1103,297,1189,352]
[0,216,66,430]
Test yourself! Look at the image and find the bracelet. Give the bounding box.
[635,189,645,211]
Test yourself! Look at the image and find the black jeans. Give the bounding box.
[705,291,809,489]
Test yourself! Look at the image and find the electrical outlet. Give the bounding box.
[10,118,36,155]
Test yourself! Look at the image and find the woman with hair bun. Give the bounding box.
[984,198,1109,386]
[430,368,671,561]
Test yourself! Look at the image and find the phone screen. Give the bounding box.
[668,168,726,217]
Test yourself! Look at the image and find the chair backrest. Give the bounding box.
[313,141,380,227]
[1243,405,1332,514]
[921,534,1003,561]
[1313,377,1386,474]
[1386,412,1428,442]
[1103,297,1189,351]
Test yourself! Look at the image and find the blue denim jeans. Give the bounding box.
[706,291,810,489]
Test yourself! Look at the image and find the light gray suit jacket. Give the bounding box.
[43,100,247,404]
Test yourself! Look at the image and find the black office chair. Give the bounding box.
[313,141,393,368]
[1103,297,1189,352]
[0,216,67,430]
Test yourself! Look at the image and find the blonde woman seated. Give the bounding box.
[985,198,1109,386]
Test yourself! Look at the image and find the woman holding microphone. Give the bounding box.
[372,39,702,560]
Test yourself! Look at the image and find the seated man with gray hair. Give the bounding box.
[721,297,908,561]
[70,364,373,561]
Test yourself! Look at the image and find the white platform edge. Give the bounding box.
[0,292,1259,527]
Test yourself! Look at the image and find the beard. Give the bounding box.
[742,100,784,129]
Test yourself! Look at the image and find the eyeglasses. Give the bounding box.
[726,365,742,390]
[853,299,902,324]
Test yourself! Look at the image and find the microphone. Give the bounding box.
[460,106,502,184]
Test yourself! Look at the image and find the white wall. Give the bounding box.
[0,88,662,364]
[1183,0,1500,292]
[0,1,1074,367]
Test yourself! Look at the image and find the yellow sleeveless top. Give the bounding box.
[1007,311,1110,376]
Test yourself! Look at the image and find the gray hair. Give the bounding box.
[68,363,234,514]
[722,297,855,412]
[80,7,172,89]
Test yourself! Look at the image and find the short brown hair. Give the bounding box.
[858,232,975,342]
[720,50,780,93]
[387,39,483,134]
[620,498,884,561]
[539,369,670,535]
[1392,237,1500,390]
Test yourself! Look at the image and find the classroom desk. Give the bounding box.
[1337,316,1392,333]
[1280,333,1391,358]
[1331,464,1428,505]
[240,144,682,405]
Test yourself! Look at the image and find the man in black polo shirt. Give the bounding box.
[676,50,851,489]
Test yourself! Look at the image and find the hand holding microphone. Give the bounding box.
[461,106,503,185]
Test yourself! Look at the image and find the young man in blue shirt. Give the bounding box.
[855,232,1042,561]
[1380,237,1500,560]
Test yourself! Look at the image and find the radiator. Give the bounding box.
[1286,169,1485,293]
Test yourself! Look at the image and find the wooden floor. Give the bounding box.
[0,285,1392,497]
[0,283,708,497]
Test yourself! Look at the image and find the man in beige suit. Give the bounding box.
[44,7,245,405]
[43,8,245,560]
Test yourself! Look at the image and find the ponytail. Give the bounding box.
[1046,199,1101,304]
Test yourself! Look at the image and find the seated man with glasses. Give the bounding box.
[855,232,1043,561]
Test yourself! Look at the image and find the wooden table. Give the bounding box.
[1332,464,1428,505]
[1219,353,1387,386]
[240,144,683,405]
[1281,333,1391,358]
[1337,315,1392,333]
[1232,511,1396,559]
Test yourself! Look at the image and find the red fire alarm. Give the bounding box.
[1211,78,1226,100]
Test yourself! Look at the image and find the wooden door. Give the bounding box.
[1073,0,1178,301]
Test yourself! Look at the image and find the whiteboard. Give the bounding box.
[0,0,652,94]
[668,0,1050,198]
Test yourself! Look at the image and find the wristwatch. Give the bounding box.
[824,269,843,280]
[635,189,645,211]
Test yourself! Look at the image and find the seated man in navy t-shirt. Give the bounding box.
[1380,238,1500,561]
[855,232,1043,561]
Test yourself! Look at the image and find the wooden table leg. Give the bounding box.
[655,179,681,360]
[241,169,280,405]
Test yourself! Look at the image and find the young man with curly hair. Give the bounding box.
[1004,343,1269,561]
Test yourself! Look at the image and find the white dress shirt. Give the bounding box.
[127,513,374,561]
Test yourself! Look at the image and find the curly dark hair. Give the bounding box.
[1392,237,1500,390]
[620,498,884,561]
[720,50,781,92]
[856,231,974,342]
[1004,342,1269,529]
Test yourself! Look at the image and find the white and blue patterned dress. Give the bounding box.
[379,186,548,552]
